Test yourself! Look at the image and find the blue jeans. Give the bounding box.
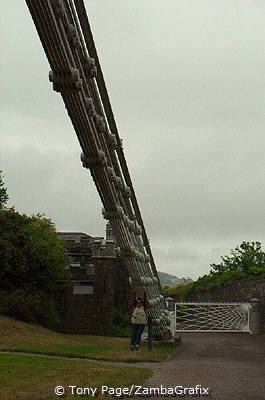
[131,324,145,346]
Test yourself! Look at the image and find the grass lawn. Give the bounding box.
[0,352,152,400]
[0,316,174,362]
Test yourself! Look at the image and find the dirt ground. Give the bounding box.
[134,332,265,400]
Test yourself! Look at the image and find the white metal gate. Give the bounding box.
[175,302,250,332]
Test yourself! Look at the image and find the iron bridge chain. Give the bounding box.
[26,0,170,338]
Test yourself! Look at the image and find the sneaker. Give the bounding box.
[134,345,139,351]
[130,345,135,351]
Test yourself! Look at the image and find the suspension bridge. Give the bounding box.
[25,0,170,338]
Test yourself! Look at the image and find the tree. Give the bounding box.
[0,172,70,325]
[210,241,265,274]
[0,211,70,291]
[168,241,265,298]
[0,171,8,209]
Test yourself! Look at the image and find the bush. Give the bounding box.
[0,289,59,327]
[163,283,193,301]
[111,309,131,338]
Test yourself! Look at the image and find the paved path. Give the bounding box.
[0,350,137,367]
[134,333,265,400]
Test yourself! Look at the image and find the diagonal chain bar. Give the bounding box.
[25,0,169,337]
[73,0,162,292]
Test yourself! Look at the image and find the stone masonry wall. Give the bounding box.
[54,257,131,335]
[183,275,265,330]
[54,258,116,335]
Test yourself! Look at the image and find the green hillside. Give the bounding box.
[0,315,172,363]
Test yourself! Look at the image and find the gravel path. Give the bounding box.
[133,332,265,400]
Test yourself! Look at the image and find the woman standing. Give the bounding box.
[130,291,147,351]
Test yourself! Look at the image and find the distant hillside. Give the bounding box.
[158,271,193,287]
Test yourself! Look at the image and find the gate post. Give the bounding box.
[166,297,176,336]
[250,298,261,334]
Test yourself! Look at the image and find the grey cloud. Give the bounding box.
[1,142,104,236]
[1,0,264,279]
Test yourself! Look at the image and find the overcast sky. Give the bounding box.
[0,1,264,279]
